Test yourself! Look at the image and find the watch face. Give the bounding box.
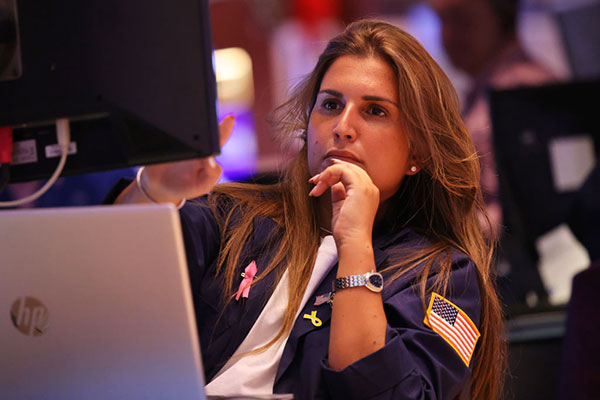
[368,274,383,287]
[366,273,383,292]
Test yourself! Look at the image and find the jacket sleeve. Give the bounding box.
[321,254,482,400]
[178,197,222,297]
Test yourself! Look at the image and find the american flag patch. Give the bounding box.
[424,292,480,366]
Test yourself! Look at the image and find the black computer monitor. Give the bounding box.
[0,0,219,183]
[490,80,599,245]
[489,80,599,310]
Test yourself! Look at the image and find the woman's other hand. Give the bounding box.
[115,115,234,205]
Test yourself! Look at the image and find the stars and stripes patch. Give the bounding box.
[424,292,480,366]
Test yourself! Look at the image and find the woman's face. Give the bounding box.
[307,55,416,202]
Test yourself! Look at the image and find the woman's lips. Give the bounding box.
[319,151,368,174]
[326,155,359,165]
[325,150,361,164]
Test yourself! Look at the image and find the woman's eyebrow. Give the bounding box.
[362,95,399,108]
[317,89,398,108]
[317,89,343,98]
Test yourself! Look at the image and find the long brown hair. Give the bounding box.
[209,19,505,399]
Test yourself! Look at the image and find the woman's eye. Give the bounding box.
[322,99,340,111]
[369,106,387,117]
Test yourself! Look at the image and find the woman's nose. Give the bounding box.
[333,107,357,142]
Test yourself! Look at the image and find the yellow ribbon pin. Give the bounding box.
[303,310,322,327]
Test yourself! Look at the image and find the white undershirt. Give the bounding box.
[205,235,338,396]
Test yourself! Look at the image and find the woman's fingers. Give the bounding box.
[219,115,235,148]
[308,160,371,198]
[308,159,379,245]
[308,177,328,197]
[195,156,222,188]
[330,182,347,203]
[139,116,235,201]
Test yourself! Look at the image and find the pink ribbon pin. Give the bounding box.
[236,260,257,300]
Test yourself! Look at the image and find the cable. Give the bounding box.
[0,118,71,208]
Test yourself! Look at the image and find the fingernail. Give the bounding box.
[308,187,316,197]
[208,156,216,168]
[309,173,320,183]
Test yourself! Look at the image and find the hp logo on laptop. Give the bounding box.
[10,296,49,337]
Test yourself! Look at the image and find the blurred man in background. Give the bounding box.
[431,0,560,311]
[430,0,556,238]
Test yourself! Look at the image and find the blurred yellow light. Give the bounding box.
[214,47,254,107]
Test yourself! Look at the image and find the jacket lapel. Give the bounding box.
[204,217,284,380]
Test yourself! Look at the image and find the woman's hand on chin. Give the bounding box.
[308,158,379,248]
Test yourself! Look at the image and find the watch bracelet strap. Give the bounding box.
[333,274,367,291]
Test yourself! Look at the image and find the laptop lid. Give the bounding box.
[0,204,206,399]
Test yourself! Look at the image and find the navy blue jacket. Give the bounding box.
[179,197,481,400]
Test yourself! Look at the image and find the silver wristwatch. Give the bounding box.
[333,271,384,293]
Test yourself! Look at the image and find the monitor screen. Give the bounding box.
[0,0,219,183]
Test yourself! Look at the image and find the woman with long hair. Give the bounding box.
[113,18,505,399]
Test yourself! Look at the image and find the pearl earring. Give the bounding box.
[410,166,417,173]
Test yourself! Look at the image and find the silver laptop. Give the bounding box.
[0,204,206,400]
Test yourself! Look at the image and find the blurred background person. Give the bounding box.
[430,0,558,238]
